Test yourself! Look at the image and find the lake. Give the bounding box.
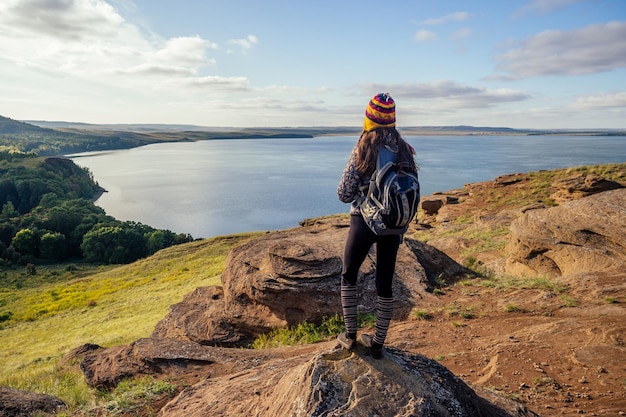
[70,135,626,238]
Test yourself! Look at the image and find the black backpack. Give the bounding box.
[359,144,420,235]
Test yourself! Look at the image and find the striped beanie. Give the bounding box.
[364,93,396,132]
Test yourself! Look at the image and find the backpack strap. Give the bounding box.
[377,144,399,169]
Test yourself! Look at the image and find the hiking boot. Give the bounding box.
[360,333,383,359]
[337,332,357,350]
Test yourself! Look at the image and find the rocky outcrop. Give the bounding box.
[74,217,539,416]
[506,188,626,277]
[0,386,65,417]
[79,339,537,416]
[80,337,274,389]
[152,218,472,347]
[158,345,537,417]
[550,172,623,203]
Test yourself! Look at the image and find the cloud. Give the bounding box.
[414,12,472,44]
[228,35,258,52]
[495,22,626,78]
[570,91,626,110]
[514,0,585,16]
[153,36,217,67]
[361,81,531,108]
[414,30,437,42]
[0,0,257,94]
[420,11,472,26]
[185,76,250,90]
[0,0,124,41]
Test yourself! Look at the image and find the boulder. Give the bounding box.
[421,198,445,215]
[80,339,536,416]
[153,218,472,347]
[0,386,66,417]
[158,345,537,417]
[506,189,626,277]
[420,194,460,216]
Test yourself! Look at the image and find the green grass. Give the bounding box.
[0,232,261,412]
[0,364,91,411]
[249,313,377,349]
[460,274,567,293]
[250,314,344,349]
[459,226,509,256]
[504,304,521,313]
[89,376,177,417]
[559,295,577,307]
[413,309,433,320]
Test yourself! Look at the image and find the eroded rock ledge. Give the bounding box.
[151,218,472,347]
[506,188,626,277]
[78,337,536,417]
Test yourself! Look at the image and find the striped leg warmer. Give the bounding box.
[341,285,358,336]
[373,296,394,346]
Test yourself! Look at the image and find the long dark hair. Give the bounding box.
[355,128,416,176]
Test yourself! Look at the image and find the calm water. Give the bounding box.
[70,135,626,238]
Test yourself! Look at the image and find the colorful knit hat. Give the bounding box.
[364,93,396,131]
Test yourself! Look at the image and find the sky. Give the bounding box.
[0,0,625,129]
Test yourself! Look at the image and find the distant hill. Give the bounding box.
[415,125,527,133]
[0,115,60,134]
[23,120,528,135]
[4,115,624,156]
[21,119,626,137]
[24,120,212,132]
[0,115,158,156]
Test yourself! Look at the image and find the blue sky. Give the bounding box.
[0,0,624,128]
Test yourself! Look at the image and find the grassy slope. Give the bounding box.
[0,233,262,385]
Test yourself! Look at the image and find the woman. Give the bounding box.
[336,93,417,359]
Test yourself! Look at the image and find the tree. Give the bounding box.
[0,179,18,208]
[0,223,16,246]
[37,193,60,209]
[39,232,67,260]
[11,228,38,257]
[1,201,18,219]
[146,230,176,254]
[81,225,146,264]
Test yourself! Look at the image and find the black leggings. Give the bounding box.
[341,215,402,298]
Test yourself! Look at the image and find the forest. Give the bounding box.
[0,149,192,266]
